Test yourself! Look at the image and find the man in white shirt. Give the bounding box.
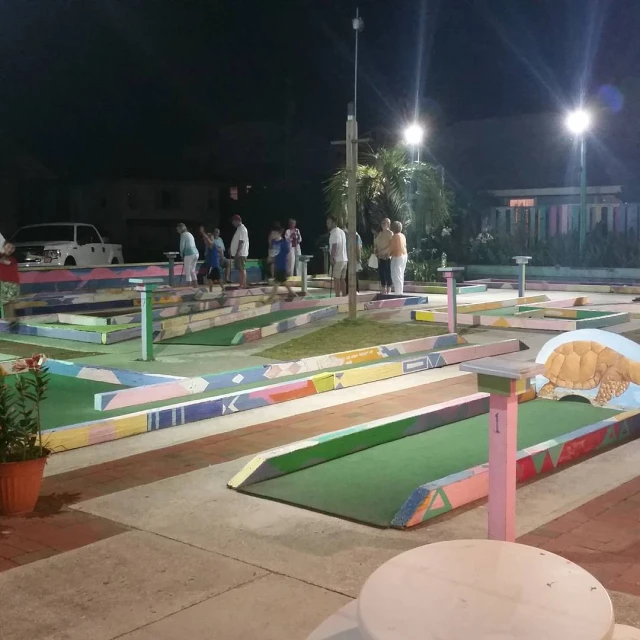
[0,231,5,253]
[230,215,249,289]
[327,215,348,297]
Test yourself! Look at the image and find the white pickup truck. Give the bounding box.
[11,223,124,267]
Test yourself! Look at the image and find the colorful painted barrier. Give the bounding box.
[17,260,264,295]
[232,306,338,345]
[96,332,463,411]
[394,408,640,528]
[42,338,521,452]
[467,278,640,295]
[46,360,184,386]
[310,279,486,295]
[412,296,629,332]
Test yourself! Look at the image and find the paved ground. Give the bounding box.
[2,287,640,638]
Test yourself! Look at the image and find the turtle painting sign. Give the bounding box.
[535,328,640,410]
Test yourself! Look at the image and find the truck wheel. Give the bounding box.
[64,257,76,266]
[111,258,119,265]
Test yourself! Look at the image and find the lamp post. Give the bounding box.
[403,123,425,163]
[352,8,364,120]
[565,109,592,255]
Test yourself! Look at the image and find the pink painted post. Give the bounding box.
[488,386,518,541]
[460,357,544,542]
[438,267,464,334]
[445,273,455,333]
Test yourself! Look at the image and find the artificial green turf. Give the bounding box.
[160,309,315,346]
[3,374,128,431]
[472,307,517,317]
[241,399,619,527]
[258,318,450,360]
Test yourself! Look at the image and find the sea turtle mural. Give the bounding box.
[536,329,640,410]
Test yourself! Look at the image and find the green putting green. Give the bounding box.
[240,400,619,527]
[470,307,518,317]
[3,374,128,431]
[160,308,317,346]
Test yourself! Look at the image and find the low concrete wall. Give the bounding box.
[467,264,640,284]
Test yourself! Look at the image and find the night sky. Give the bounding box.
[0,0,638,177]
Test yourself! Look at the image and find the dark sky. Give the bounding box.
[0,0,637,176]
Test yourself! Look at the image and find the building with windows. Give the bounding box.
[68,179,221,262]
[429,108,640,244]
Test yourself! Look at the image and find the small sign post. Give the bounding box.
[129,277,164,362]
[513,256,532,298]
[437,266,464,334]
[460,357,544,541]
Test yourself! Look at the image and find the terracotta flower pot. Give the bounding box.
[0,456,48,516]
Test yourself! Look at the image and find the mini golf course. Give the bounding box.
[413,297,629,331]
[159,308,330,346]
[3,374,128,431]
[236,399,623,527]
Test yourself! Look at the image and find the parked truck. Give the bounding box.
[11,223,124,267]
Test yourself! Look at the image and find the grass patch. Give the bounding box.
[258,318,451,361]
[0,340,101,361]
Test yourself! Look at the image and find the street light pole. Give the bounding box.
[346,102,358,320]
[352,8,364,121]
[565,108,591,257]
[579,134,587,254]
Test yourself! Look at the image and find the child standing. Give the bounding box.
[199,227,223,292]
[267,224,297,302]
[0,242,20,319]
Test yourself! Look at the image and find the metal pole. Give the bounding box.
[346,102,358,320]
[580,134,587,255]
[353,7,360,121]
[141,285,154,362]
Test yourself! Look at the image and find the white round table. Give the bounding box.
[356,540,614,640]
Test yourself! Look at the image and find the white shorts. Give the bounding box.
[332,261,347,278]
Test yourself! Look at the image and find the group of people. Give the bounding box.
[176,214,250,291]
[374,218,408,294]
[176,216,303,293]
[327,216,406,297]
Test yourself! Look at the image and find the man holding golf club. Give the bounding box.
[326,215,347,297]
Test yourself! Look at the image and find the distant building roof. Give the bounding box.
[428,111,640,194]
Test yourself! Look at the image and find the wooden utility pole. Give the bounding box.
[346,102,358,320]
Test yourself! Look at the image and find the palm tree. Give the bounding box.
[324,146,451,244]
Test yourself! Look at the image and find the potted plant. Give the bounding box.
[0,354,50,516]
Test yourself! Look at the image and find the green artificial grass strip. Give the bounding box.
[2,374,128,431]
[0,340,102,360]
[241,399,619,527]
[258,318,450,361]
[2,342,461,431]
[472,307,518,317]
[160,309,315,346]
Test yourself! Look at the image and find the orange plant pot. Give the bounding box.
[0,456,48,516]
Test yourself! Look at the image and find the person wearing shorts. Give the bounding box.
[199,228,223,292]
[230,215,249,289]
[0,242,20,319]
[267,223,297,302]
[327,215,348,297]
